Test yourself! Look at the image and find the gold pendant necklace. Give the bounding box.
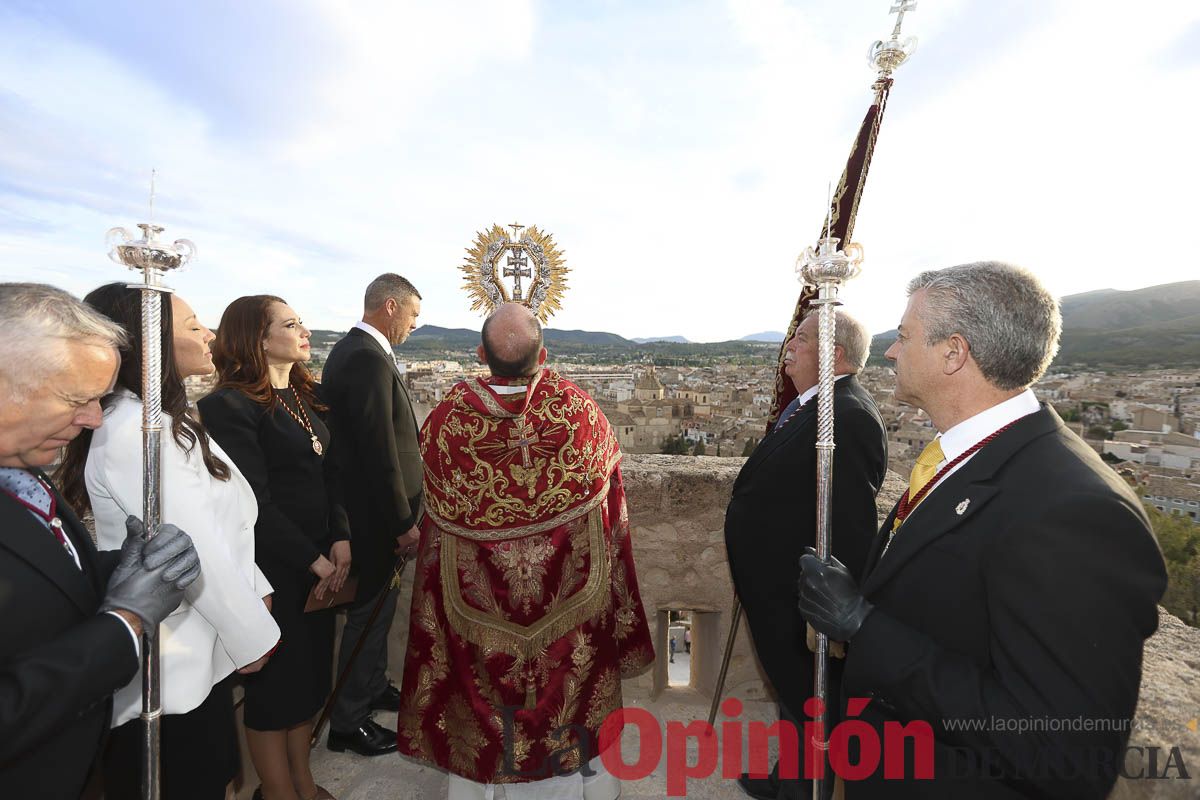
[278,387,323,455]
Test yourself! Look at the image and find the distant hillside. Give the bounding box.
[1061,281,1200,331]
[741,331,786,343]
[632,335,690,344]
[544,329,632,346]
[406,325,478,349]
[866,281,1200,367]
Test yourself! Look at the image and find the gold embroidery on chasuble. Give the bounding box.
[585,667,621,730]
[492,536,556,614]
[442,692,488,775]
[620,645,655,678]
[421,370,622,542]
[611,559,638,643]
[542,630,596,773]
[439,506,611,661]
[398,535,449,760]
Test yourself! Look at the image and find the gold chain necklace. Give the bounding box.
[277,386,323,456]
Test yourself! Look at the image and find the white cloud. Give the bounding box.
[2,0,1198,343]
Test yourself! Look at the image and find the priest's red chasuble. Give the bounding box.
[397,368,654,783]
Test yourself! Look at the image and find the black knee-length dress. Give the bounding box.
[199,385,350,731]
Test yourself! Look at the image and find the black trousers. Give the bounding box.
[103,678,239,800]
[330,582,398,731]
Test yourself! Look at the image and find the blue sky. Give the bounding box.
[2,0,1198,341]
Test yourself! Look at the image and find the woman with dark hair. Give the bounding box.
[57,283,280,800]
[198,295,350,800]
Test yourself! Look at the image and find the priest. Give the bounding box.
[397,302,654,800]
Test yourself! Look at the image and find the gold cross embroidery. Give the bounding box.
[506,417,540,467]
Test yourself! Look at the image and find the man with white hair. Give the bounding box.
[0,283,201,798]
[725,309,888,800]
[798,262,1167,798]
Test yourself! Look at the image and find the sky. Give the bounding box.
[1,0,1198,342]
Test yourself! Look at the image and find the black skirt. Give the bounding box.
[103,678,239,800]
[242,567,336,731]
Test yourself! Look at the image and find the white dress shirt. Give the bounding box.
[795,372,850,408]
[86,389,280,726]
[926,388,1040,498]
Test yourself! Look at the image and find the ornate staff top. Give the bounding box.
[460,222,568,323]
[106,223,195,279]
[765,0,917,431]
[870,0,918,77]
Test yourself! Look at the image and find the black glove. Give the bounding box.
[797,547,873,642]
[98,522,201,629]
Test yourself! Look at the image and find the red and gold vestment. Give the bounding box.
[397,368,654,783]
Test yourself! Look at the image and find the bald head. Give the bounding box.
[480,303,545,377]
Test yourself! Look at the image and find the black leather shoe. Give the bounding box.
[326,718,398,756]
[370,682,402,712]
[737,772,779,800]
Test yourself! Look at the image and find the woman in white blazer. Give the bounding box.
[58,283,280,800]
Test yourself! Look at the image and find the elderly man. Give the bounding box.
[397,303,654,800]
[798,262,1167,798]
[725,309,888,800]
[321,273,423,755]
[0,283,200,798]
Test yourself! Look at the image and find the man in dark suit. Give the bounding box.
[320,273,423,755]
[725,309,888,800]
[798,262,1167,798]
[0,283,200,798]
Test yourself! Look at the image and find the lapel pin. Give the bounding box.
[956,498,970,515]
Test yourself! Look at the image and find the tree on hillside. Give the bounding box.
[741,438,758,457]
[693,440,707,456]
[660,435,690,455]
[1146,503,1200,627]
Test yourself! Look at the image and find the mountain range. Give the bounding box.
[868,280,1200,367]
[312,281,1200,367]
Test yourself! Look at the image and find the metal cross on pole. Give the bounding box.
[106,191,195,800]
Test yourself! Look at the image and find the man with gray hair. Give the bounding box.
[798,262,1167,797]
[725,308,887,800]
[321,273,423,755]
[0,283,200,797]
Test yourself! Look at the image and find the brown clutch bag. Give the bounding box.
[303,576,359,613]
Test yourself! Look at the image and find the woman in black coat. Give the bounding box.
[199,295,350,800]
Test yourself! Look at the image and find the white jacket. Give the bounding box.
[86,389,280,726]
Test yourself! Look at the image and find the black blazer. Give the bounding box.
[0,472,138,799]
[724,375,888,721]
[198,388,349,591]
[842,406,1167,799]
[320,327,422,598]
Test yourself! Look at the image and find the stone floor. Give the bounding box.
[301,690,777,800]
[667,649,692,687]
